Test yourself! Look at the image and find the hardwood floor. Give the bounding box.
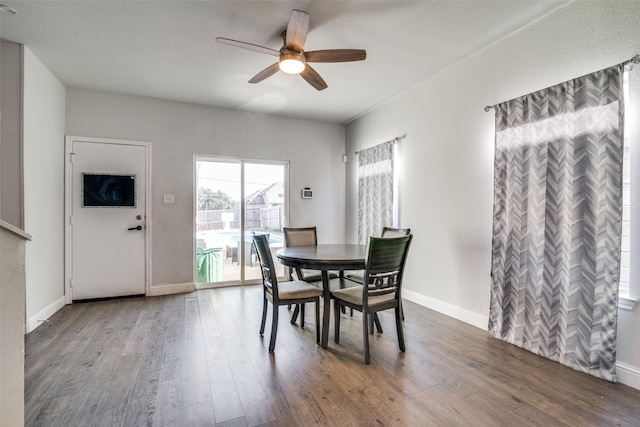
[25,286,640,426]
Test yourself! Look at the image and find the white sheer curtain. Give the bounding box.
[357,141,395,244]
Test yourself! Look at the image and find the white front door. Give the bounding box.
[66,136,150,300]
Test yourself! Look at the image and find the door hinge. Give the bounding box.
[69,216,74,225]
[70,152,76,163]
[69,278,73,288]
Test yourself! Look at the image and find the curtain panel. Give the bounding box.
[488,65,624,381]
[357,141,394,245]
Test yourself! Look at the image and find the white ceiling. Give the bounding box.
[0,1,569,124]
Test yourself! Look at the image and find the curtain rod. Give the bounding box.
[354,134,405,155]
[483,54,640,112]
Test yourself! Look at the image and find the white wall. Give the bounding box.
[65,89,346,291]
[1,41,22,227]
[23,47,66,332]
[345,1,640,388]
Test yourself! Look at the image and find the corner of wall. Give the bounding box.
[26,295,65,333]
[22,45,67,326]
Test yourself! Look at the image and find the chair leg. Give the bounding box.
[395,306,405,352]
[368,313,374,335]
[300,303,306,329]
[368,313,382,334]
[363,310,371,364]
[334,299,341,343]
[373,313,383,333]
[260,297,268,336]
[315,297,320,344]
[400,301,405,321]
[290,304,300,324]
[269,303,279,352]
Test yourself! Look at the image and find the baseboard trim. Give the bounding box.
[403,289,488,331]
[147,282,196,297]
[617,361,640,390]
[26,295,65,333]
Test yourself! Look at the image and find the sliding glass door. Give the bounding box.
[195,157,287,286]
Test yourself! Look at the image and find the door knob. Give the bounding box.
[128,225,143,231]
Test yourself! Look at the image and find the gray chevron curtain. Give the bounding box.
[358,141,394,244]
[488,65,625,382]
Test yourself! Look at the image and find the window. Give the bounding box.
[620,70,631,297]
[620,66,639,307]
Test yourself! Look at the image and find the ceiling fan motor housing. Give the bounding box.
[279,48,306,73]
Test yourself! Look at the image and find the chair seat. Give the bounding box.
[308,277,360,294]
[345,271,364,284]
[301,270,338,282]
[268,280,323,300]
[332,286,396,306]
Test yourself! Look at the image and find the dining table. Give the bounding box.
[275,244,367,348]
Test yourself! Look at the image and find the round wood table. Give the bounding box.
[276,244,367,348]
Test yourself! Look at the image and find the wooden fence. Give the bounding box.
[196,205,284,232]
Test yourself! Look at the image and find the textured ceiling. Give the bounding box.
[0,1,569,123]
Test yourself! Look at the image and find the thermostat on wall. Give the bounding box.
[302,187,313,199]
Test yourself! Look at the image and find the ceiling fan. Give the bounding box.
[216,9,366,91]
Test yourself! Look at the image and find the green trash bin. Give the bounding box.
[196,247,223,283]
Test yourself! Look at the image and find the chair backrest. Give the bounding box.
[381,227,411,238]
[251,231,270,241]
[283,227,317,281]
[250,231,270,256]
[283,227,317,247]
[253,234,279,297]
[363,235,412,304]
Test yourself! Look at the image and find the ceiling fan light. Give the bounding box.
[279,58,305,74]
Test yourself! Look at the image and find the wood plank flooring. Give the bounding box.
[25,286,640,426]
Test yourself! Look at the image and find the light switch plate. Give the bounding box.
[163,194,175,204]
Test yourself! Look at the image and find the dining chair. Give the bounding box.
[346,226,411,329]
[253,234,322,352]
[332,235,413,364]
[283,226,338,324]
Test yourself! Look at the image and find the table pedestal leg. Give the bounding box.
[321,270,331,348]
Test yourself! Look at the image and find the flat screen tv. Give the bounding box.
[82,173,136,208]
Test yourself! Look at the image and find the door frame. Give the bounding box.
[64,135,152,304]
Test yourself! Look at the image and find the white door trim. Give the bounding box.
[64,135,152,304]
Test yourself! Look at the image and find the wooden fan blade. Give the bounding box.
[249,63,280,84]
[305,49,367,63]
[216,37,279,57]
[285,9,309,51]
[300,64,327,91]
